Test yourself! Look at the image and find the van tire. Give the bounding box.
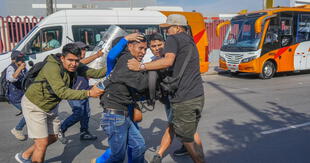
[259,61,275,79]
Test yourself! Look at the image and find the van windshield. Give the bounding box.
[13,25,38,50]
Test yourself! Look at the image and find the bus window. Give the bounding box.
[119,25,159,35]
[296,13,310,43]
[263,17,280,54]
[279,12,294,47]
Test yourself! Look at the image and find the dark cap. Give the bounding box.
[11,50,24,60]
[74,41,89,49]
[15,56,25,62]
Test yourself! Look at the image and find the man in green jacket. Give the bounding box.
[15,43,106,163]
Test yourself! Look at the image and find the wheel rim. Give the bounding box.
[264,64,273,77]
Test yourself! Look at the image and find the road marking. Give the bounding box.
[261,122,310,135]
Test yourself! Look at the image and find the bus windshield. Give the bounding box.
[222,17,263,52]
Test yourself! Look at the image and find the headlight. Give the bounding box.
[219,56,226,62]
[241,56,256,63]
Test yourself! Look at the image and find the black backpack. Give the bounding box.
[22,54,64,93]
[0,68,9,101]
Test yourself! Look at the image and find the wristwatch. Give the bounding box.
[139,63,146,71]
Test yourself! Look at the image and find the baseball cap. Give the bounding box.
[160,14,188,28]
[11,50,24,60]
[15,56,25,62]
[74,41,89,49]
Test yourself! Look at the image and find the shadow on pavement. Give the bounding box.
[45,112,108,163]
[206,81,310,163]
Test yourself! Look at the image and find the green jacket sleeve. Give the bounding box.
[77,64,106,79]
[42,62,89,100]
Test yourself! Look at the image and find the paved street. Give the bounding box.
[1,72,310,163]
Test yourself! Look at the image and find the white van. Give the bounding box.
[0,7,209,73]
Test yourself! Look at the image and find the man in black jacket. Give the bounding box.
[99,37,148,163]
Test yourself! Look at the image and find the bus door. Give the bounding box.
[295,13,310,70]
[275,12,295,72]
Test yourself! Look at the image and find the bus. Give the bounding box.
[0,8,209,73]
[217,5,310,79]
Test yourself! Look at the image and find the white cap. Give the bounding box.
[160,14,188,27]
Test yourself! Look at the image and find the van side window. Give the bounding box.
[24,26,62,54]
[72,25,110,50]
[119,25,159,35]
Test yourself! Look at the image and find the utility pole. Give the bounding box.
[46,0,54,16]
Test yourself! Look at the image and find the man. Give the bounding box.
[43,32,60,51]
[15,43,105,163]
[58,42,104,144]
[128,14,205,163]
[7,51,27,141]
[98,37,148,163]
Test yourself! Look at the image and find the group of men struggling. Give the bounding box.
[9,14,205,163]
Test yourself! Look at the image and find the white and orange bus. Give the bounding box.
[217,5,310,79]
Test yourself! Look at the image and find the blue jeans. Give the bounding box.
[101,112,146,163]
[61,99,90,133]
[12,103,26,131]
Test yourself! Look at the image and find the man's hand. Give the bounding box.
[88,85,105,98]
[127,58,141,71]
[95,50,104,58]
[125,33,144,42]
[19,63,26,70]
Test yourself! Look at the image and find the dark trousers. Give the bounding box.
[61,99,90,133]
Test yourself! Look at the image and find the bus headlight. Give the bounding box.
[219,56,226,62]
[241,56,256,63]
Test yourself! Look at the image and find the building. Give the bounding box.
[0,0,157,17]
[291,0,310,6]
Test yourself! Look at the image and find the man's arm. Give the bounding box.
[127,53,176,71]
[80,50,103,64]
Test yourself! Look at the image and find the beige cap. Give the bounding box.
[160,14,188,27]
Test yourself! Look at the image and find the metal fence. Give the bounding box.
[0,16,44,53]
[0,16,228,55]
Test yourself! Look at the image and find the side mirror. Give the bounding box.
[28,61,34,67]
[280,36,291,47]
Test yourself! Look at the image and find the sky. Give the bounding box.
[157,0,291,16]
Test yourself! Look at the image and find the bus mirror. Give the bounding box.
[216,21,230,37]
[255,14,277,33]
[280,36,291,47]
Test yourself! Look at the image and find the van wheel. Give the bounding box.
[259,61,275,79]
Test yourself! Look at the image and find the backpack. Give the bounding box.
[21,54,64,93]
[0,68,9,101]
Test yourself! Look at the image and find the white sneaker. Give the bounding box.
[11,128,26,141]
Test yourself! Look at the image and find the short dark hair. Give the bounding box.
[149,33,164,42]
[62,43,81,57]
[127,34,147,44]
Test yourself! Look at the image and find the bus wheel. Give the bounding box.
[259,61,275,79]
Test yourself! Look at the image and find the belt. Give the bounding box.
[103,108,128,117]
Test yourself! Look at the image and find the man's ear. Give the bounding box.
[60,55,65,62]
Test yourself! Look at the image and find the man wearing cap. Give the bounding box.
[6,50,28,141]
[128,14,205,163]
[58,41,104,144]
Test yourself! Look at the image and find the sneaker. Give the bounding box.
[173,145,189,156]
[150,153,162,163]
[15,152,31,163]
[58,130,68,144]
[80,131,97,141]
[11,128,26,141]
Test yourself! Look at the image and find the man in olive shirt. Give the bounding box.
[15,43,105,163]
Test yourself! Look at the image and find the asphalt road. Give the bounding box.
[1,72,310,163]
